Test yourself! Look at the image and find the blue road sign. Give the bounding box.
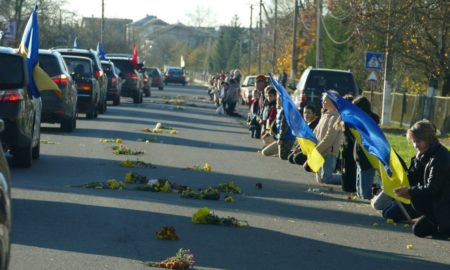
[365,52,383,70]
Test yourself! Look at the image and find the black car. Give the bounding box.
[0,47,41,168]
[0,120,12,270]
[63,56,101,119]
[164,67,186,86]
[55,48,108,114]
[38,49,77,132]
[294,67,359,113]
[146,67,164,90]
[106,56,143,104]
[101,60,122,106]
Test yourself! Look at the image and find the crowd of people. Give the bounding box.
[207,72,450,240]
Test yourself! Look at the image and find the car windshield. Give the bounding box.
[64,58,93,77]
[0,54,25,89]
[247,77,255,86]
[305,71,356,95]
[168,69,183,75]
[109,59,134,73]
[38,54,61,77]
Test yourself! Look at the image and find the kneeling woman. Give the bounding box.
[395,120,450,238]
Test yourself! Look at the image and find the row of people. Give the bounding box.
[242,74,450,239]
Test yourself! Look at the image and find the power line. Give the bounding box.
[326,10,351,21]
[320,14,354,45]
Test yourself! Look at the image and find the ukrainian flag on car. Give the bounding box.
[268,73,324,172]
[18,4,60,98]
[326,90,410,204]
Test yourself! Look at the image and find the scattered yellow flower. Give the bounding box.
[403,224,411,228]
[192,207,210,224]
[203,163,212,172]
[372,222,380,227]
[224,196,235,203]
[169,130,178,135]
[386,219,395,225]
[406,244,414,250]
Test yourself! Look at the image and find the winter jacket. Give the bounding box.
[313,109,343,157]
[408,141,450,230]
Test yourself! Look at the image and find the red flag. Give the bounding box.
[131,44,138,69]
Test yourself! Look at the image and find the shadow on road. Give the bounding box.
[12,197,449,269]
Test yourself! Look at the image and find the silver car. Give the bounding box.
[240,75,256,105]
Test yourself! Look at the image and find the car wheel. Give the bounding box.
[144,89,151,97]
[86,105,96,119]
[113,96,120,106]
[32,137,40,160]
[158,86,163,91]
[12,141,32,168]
[61,116,75,132]
[133,92,140,104]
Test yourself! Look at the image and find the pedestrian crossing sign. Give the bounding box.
[365,52,383,70]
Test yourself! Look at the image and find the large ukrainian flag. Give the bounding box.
[326,91,410,204]
[268,74,324,172]
[18,4,60,98]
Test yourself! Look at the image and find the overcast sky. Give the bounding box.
[64,0,255,26]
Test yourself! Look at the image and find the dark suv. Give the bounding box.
[38,49,77,132]
[63,56,101,119]
[101,60,122,106]
[55,48,108,113]
[106,56,143,104]
[147,67,164,90]
[0,47,41,168]
[294,67,359,111]
[0,120,12,269]
[164,67,186,86]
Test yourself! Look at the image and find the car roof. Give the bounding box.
[54,48,94,53]
[307,67,352,74]
[61,55,93,62]
[106,56,131,60]
[0,46,19,55]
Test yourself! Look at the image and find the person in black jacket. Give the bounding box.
[395,119,450,238]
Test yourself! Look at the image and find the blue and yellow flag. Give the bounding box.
[97,42,106,60]
[326,91,410,204]
[268,74,324,172]
[18,4,60,98]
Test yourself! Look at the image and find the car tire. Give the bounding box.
[113,96,120,106]
[32,138,40,160]
[144,89,151,97]
[158,86,163,91]
[12,142,32,168]
[86,105,97,119]
[61,116,75,132]
[133,92,140,104]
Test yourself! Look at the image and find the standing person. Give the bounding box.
[394,120,450,238]
[340,94,357,192]
[279,70,288,88]
[247,90,261,139]
[276,95,296,160]
[305,91,343,185]
[352,96,381,199]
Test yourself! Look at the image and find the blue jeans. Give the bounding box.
[356,165,376,199]
[316,154,342,185]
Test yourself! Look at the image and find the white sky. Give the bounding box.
[64,0,255,26]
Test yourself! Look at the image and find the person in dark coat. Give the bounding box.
[340,95,357,192]
[395,119,450,238]
[288,105,319,165]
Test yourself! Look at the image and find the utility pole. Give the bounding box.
[290,0,299,81]
[381,0,392,125]
[258,0,263,74]
[101,0,105,44]
[315,0,323,68]
[272,0,278,73]
[248,4,253,75]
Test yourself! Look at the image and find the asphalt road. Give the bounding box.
[9,83,450,270]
